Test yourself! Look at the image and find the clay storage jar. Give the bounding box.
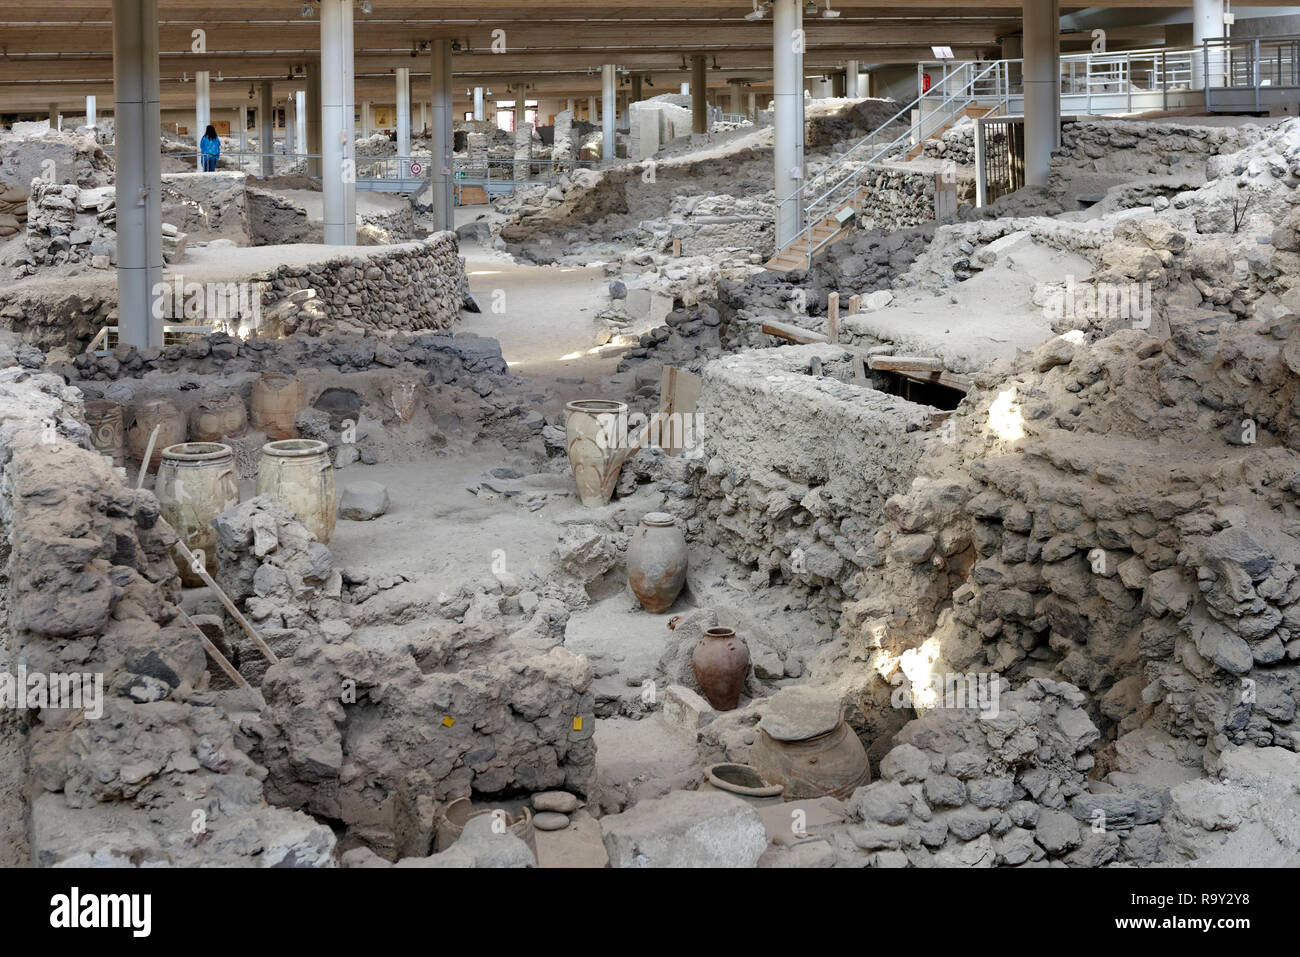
[190,392,248,443]
[250,372,306,440]
[154,443,239,587]
[691,626,751,711]
[564,399,629,507]
[435,797,538,857]
[84,399,126,468]
[256,439,337,544]
[751,685,871,801]
[627,512,688,613]
[126,397,187,470]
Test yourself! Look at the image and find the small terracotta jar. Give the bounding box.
[190,392,248,443]
[126,397,187,469]
[627,511,687,613]
[692,626,750,711]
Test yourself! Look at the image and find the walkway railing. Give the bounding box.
[1204,34,1300,111]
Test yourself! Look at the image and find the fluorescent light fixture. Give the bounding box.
[932,45,955,59]
[821,0,840,17]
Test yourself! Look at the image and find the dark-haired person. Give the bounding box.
[200,125,220,172]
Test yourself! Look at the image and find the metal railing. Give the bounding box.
[787,59,1004,258]
[777,44,1213,256]
[1204,34,1300,111]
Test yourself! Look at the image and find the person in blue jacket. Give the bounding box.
[199,124,220,172]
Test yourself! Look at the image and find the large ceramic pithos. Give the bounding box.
[154,442,239,587]
[190,392,248,443]
[564,399,629,508]
[250,372,306,440]
[691,626,750,711]
[751,685,871,801]
[256,439,337,544]
[126,397,187,470]
[84,399,125,468]
[627,511,688,613]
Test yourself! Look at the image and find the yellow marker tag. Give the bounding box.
[442,716,455,727]
[573,716,583,731]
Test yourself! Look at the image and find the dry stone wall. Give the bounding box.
[689,344,932,617]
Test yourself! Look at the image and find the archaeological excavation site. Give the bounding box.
[1,0,1299,908]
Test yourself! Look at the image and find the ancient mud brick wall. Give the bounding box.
[689,344,931,611]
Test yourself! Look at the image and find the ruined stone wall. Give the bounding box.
[689,344,932,615]
[258,233,465,337]
[839,219,1300,769]
[855,165,935,232]
[0,364,335,866]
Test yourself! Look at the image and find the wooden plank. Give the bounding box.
[868,355,945,374]
[757,318,828,345]
[827,292,839,344]
[658,366,703,457]
[172,540,280,666]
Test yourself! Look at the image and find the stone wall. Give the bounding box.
[0,365,336,866]
[689,344,932,615]
[855,165,936,232]
[258,233,465,337]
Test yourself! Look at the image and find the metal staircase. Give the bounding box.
[765,59,1005,273]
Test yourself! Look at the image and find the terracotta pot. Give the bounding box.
[250,372,306,440]
[564,399,629,508]
[256,439,336,544]
[692,626,750,711]
[190,392,248,443]
[751,687,871,801]
[84,399,125,468]
[699,763,784,807]
[435,797,537,856]
[154,442,239,587]
[627,511,688,613]
[126,397,187,470]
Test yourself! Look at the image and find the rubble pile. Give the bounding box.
[0,376,335,866]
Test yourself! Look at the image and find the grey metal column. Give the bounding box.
[361,99,371,137]
[845,60,859,97]
[773,0,804,248]
[1022,0,1060,187]
[320,0,356,244]
[85,95,97,128]
[602,63,617,160]
[295,91,306,160]
[285,94,296,153]
[49,103,60,130]
[729,79,745,115]
[258,81,274,177]
[195,70,210,169]
[396,67,411,174]
[587,95,597,122]
[631,73,643,104]
[430,37,454,232]
[239,103,248,153]
[691,54,708,133]
[748,91,756,119]
[1193,0,1225,90]
[473,86,485,121]
[306,64,323,177]
[112,0,163,349]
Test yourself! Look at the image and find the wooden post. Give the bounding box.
[849,294,861,316]
[672,237,682,257]
[827,292,840,343]
[172,540,279,665]
[181,609,249,688]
